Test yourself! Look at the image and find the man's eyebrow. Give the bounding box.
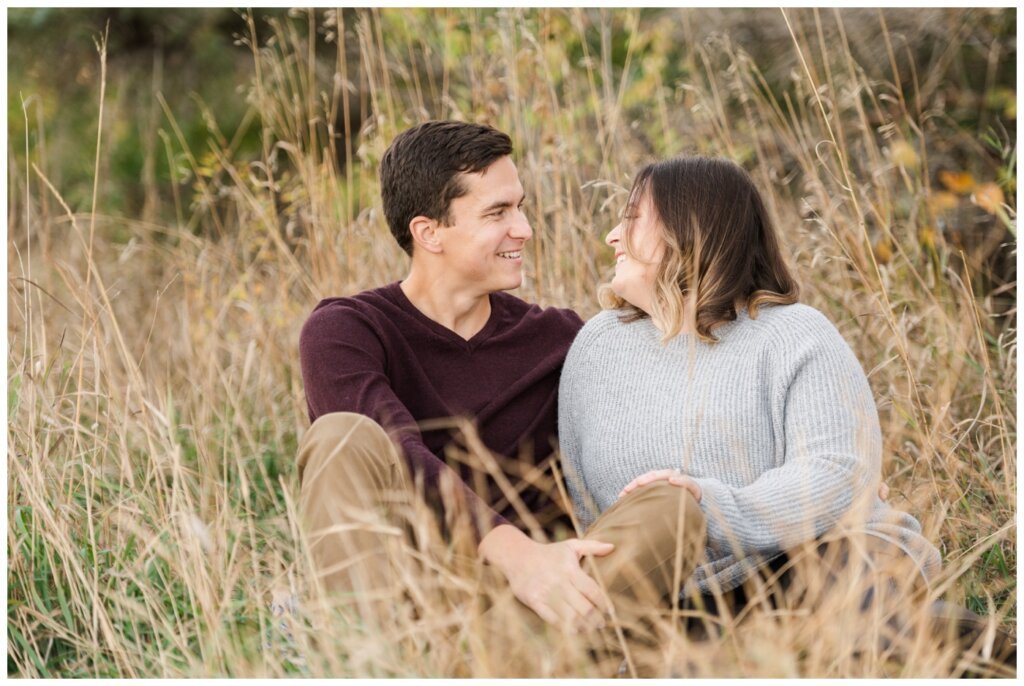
[480,193,526,215]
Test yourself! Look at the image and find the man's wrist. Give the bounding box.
[477,523,530,568]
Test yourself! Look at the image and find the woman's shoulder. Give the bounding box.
[752,303,870,386]
[747,302,845,346]
[582,307,630,331]
[575,308,639,343]
[749,301,832,326]
[564,308,636,363]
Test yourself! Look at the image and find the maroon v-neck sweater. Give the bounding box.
[299,281,583,538]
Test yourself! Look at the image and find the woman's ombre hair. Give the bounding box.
[599,157,799,343]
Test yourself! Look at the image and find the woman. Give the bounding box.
[557,157,1009,667]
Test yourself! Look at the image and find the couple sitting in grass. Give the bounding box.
[296,120,1011,675]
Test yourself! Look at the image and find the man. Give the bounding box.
[298,121,699,642]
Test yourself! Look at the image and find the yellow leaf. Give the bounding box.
[938,170,976,195]
[972,182,1005,215]
[889,140,919,168]
[918,226,937,252]
[927,191,959,215]
[985,87,1016,120]
[874,238,893,264]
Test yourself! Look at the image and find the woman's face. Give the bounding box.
[605,191,666,314]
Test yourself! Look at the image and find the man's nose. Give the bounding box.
[511,211,533,241]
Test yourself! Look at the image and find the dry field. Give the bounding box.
[7,8,1016,677]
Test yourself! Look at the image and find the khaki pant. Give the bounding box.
[296,412,706,667]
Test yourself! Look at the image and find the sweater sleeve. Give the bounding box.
[688,316,882,559]
[557,326,600,533]
[299,305,510,540]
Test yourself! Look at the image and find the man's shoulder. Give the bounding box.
[303,282,399,319]
[491,291,584,334]
[310,282,399,315]
[301,283,404,342]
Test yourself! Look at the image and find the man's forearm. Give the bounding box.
[394,430,510,544]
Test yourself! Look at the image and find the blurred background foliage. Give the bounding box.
[8,8,1016,237]
[10,8,263,221]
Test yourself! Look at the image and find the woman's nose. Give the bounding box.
[606,223,622,247]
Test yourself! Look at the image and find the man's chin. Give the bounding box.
[492,276,523,293]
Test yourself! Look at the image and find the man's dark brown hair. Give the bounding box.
[379,120,514,255]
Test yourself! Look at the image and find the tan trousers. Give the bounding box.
[296,413,706,646]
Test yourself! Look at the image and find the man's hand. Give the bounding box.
[478,524,613,633]
[618,469,702,502]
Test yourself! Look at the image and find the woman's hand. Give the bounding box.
[618,469,702,502]
[617,470,891,504]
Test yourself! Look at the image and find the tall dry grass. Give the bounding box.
[7,8,1015,677]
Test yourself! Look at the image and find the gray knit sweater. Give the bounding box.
[558,303,942,596]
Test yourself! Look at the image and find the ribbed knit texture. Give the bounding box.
[558,303,942,596]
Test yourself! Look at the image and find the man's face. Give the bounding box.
[435,156,532,294]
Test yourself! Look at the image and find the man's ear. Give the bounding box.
[408,215,443,255]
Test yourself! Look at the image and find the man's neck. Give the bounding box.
[400,268,492,341]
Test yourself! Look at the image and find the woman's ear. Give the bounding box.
[408,215,443,255]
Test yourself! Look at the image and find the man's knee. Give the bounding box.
[582,481,707,610]
[297,412,399,485]
[588,481,707,580]
[304,411,391,447]
[628,481,707,550]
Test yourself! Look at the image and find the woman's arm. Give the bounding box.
[557,330,601,533]
[686,316,883,558]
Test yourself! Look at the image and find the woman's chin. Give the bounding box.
[609,279,646,311]
[614,292,643,312]
[609,279,627,300]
